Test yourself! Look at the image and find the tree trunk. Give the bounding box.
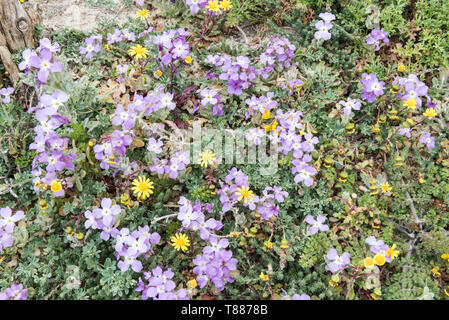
[0,0,41,84]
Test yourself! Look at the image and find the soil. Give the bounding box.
[27,0,137,33]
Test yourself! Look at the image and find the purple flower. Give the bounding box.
[0,207,24,233]
[327,248,350,273]
[314,20,333,40]
[339,98,361,115]
[304,215,329,234]
[419,132,435,149]
[366,29,389,51]
[29,48,62,83]
[398,127,411,138]
[291,293,311,300]
[0,87,14,104]
[147,137,163,154]
[0,284,27,300]
[319,12,336,22]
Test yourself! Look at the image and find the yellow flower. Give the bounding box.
[155,69,163,77]
[206,0,221,12]
[51,180,63,193]
[423,108,437,118]
[259,272,269,281]
[372,124,380,133]
[136,8,150,21]
[39,199,48,210]
[187,279,198,288]
[363,257,375,269]
[386,244,400,260]
[184,56,192,64]
[264,240,274,249]
[280,238,289,249]
[373,253,386,266]
[105,44,111,51]
[170,233,190,252]
[199,150,216,168]
[403,98,417,110]
[431,266,441,277]
[261,108,271,120]
[131,175,154,200]
[370,293,379,300]
[128,44,149,60]
[445,287,449,297]
[441,253,449,261]
[397,63,406,72]
[219,0,233,10]
[380,182,392,193]
[235,185,255,204]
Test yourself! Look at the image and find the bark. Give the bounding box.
[0,0,41,84]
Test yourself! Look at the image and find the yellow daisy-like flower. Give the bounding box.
[199,150,216,168]
[170,233,190,252]
[373,253,386,266]
[51,180,63,193]
[423,108,437,118]
[441,253,449,261]
[128,44,149,60]
[380,182,392,193]
[386,244,400,260]
[131,175,154,200]
[136,8,150,21]
[184,56,192,64]
[363,257,375,269]
[206,0,221,12]
[219,0,233,10]
[259,272,269,281]
[403,98,417,110]
[235,185,255,204]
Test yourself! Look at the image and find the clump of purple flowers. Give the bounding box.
[361,73,385,103]
[270,109,318,186]
[258,36,296,78]
[0,206,25,253]
[21,38,62,85]
[245,92,278,119]
[28,89,77,197]
[137,266,188,300]
[393,74,430,108]
[154,28,191,67]
[193,236,238,291]
[365,29,389,51]
[0,284,27,300]
[84,197,121,241]
[314,12,336,41]
[177,196,221,241]
[204,54,257,96]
